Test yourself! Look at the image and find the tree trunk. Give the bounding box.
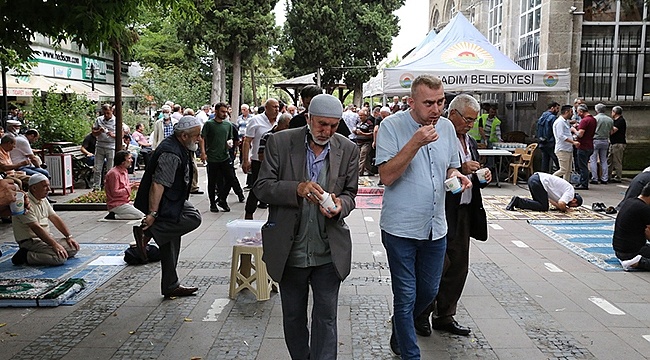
[220,58,227,102]
[210,54,222,105]
[353,82,363,107]
[230,50,242,120]
[251,67,257,107]
[113,48,123,152]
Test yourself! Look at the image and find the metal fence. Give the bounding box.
[580,32,649,102]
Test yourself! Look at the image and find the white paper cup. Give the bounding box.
[444,177,462,194]
[227,139,234,148]
[10,192,25,216]
[476,168,488,184]
[319,192,337,211]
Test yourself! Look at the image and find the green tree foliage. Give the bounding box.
[280,0,402,95]
[24,88,95,146]
[177,0,278,116]
[131,9,189,69]
[130,64,210,111]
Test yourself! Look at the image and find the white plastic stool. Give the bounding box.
[229,245,277,301]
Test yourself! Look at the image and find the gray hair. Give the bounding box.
[577,104,589,112]
[241,104,249,110]
[183,108,195,115]
[612,105,623,115]
[594,103,606,114]
[278,113,292,126]
[448,94,480,114]
[201,105,210,111]
[380,106,391,115]
[0,134,16,145]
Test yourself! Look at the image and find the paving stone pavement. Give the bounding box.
[1,170,649,360]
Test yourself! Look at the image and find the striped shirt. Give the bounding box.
[153,153,188,187]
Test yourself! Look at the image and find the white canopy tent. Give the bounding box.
[364,13,569,97]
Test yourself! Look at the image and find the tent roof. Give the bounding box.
[393,13,523,71]
[379,13,569,94]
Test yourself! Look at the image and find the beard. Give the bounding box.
[185,141,198,152]
[307,123,330,146]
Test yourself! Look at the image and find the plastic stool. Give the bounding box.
[229,245,277,301]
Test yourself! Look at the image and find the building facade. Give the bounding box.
[429,0,649,168]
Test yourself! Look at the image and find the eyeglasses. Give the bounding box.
[455,109,476,124]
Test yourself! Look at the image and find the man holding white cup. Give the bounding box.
[375,75,471,358]
[254,94,359,360]
[415,94,491,338]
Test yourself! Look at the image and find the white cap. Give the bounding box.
[28,173,48,186]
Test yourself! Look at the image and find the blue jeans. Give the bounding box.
[577,148,593,187]
[18,165,49,177]
[382,230,446,360]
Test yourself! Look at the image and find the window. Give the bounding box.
[444,0,456,21]
[431,8,440,29]
[580,0,648,101]
[488,0,503,49]
[516,0,542,101]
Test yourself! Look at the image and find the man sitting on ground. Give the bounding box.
[11,174,79,266]
[506,172,583,212]
[104,150,144,220]
[612,183,650,270]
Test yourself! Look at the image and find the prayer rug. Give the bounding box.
[0,243,128,306]
[529,220,620,271]
[355,187,383,210]
[482,195,614,221]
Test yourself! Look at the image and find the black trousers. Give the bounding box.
[431,205,472,326]
[516,173,549,211]
[206,160,238,205]
[245,160,263,214]
[280,263,341,360]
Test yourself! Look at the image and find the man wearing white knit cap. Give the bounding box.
[11,173,79,266]
[255,94,359,359]
[134,116,202,299]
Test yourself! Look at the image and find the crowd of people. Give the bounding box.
[1,73,648,360]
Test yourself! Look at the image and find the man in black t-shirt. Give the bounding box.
[608,106,627,183]
[81,130,99,166]
[612,183,650,270]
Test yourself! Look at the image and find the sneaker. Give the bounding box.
[104,212,116,220]
[210,204,219,213]
[217,201,230,212]
[610,178,622,183]
[589,180,599,185]
[12,248,28,265]
[591,203,605,212]
[389,316,400,356]
[621,255,642,271]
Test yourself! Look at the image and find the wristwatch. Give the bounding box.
[149,211,158,218]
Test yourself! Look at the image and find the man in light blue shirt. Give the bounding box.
[376,75,470,359]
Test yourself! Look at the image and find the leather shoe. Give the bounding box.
[190,189,204,194]
[574,185,589,190]
[414,313,432,337]
[432,320,471,336]
[257,202,268,209]
[506,196,519,211]
[165,285,198,298]
[238,194,246,203]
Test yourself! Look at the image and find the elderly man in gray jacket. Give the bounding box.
[255,94,359,360]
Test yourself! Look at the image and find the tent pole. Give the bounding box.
[512,92,517,132]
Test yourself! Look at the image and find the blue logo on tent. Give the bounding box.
[543,72,559,87]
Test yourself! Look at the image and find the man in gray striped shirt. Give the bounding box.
[134,116,203,299]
